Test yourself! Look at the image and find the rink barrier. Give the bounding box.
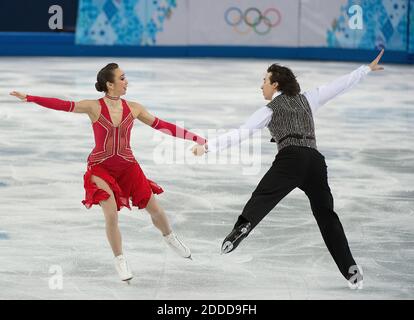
[0,32,413,64]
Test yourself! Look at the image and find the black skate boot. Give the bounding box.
[221,219,252,254]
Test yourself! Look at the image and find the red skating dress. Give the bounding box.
[81,98,163,211]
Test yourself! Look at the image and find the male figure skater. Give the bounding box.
[192,50,385,289]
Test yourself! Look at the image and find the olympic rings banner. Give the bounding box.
[224,7,282,36]
[76,0,412,52]
[76,0,300,46]
[188,0,299,46]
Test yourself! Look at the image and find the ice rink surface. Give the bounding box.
[0,57,413,299]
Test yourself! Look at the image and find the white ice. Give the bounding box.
[0,57,413,299]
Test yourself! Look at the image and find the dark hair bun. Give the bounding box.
[95,82,103,92]
[95,63,119,93]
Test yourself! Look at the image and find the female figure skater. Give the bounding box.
[10,63,206,283]
[192,50,385,289]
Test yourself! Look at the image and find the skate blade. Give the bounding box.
[348,280,363,290]
[122,277,133,285]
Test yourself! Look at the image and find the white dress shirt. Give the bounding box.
[206,65,371,153]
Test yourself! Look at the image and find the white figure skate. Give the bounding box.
[114,254,133,283]
[164,232,192,259]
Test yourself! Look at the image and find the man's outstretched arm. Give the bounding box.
[304,49,384,113]
[192,106,273,155]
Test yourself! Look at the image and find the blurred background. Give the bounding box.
[0,0,413,63]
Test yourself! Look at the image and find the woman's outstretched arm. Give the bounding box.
[128,101,206,145]
[10,91,96,116]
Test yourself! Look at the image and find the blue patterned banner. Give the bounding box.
[409,0,414,52]
[327,0,409,51]
[75,0,414,55]
[76,0,177,45]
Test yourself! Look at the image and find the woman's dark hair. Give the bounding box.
[267,64,300,96]
[95,63,119,92]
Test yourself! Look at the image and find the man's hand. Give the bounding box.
[369,49,385,72]
[10,91,28,101]
[192,144,206,156]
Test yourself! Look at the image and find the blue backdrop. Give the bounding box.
[0,0,412,63]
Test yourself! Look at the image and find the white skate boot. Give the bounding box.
[164,232,192,259]
[347,265,363,290]
[114,254,133,283]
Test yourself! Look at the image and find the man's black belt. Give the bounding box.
[270,134,315,143]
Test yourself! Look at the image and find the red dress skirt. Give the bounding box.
[81,155,163,211]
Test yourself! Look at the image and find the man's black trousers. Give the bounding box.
[238,146,356,279]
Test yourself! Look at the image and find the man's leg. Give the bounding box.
[301,155,357,279]
[240,168,297,230]
[222,148,306,253]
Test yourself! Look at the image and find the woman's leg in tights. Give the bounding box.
[91,175,122,257]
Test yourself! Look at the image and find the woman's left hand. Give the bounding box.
[192,144,205,156]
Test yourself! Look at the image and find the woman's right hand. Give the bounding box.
[9,91,27,101]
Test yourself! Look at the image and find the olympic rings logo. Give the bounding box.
[224,7,282,35]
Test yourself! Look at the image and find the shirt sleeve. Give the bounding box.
[206,106,273,153]
[303,65,371,114]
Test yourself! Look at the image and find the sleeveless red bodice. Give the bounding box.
[87,98,137,167]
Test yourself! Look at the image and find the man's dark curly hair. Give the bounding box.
[267,64,301,96]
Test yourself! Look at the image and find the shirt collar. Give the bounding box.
[272,91,282,99]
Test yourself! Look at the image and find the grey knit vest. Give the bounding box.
[266,94,317,151]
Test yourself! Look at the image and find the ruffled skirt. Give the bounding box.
[81,160,163,211]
